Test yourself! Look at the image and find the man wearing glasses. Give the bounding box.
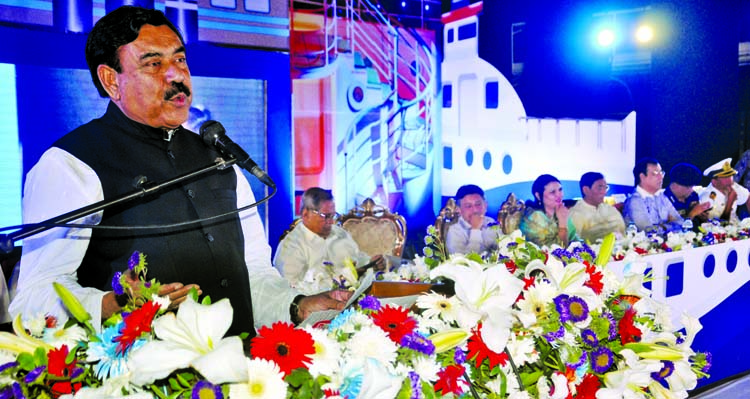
[623,157,683,234]
[569,172,626,242]
[274,187,386,290]
[446,184,499,255]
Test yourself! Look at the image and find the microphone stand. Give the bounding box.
[0,157,237,254]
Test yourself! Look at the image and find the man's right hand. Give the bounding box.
[101,271,201,319]
[469,213,484,229]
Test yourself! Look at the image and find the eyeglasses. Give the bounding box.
[310,209,340,221]
[593,184,610,192]
[649,170,666,176]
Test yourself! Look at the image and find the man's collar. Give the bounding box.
[636,185,662,198]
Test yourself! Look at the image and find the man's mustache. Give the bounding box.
[164,82,191,100]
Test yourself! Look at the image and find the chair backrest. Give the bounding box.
[434,198,461,244]
[278,218,302,245]
[339,198,407,257]
[497,193,525,234]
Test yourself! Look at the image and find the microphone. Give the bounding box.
[200,120,275,188]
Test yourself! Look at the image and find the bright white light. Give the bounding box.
[425,4,430,11]
[401,1,406,7]
[635,25,654,43]
[597,29,615,47]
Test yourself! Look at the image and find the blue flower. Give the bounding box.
[566,296,589,323]
[11,383,24,399]
[111,271,124,296]
[409,371,422,399]
[23,366,45,384]
[88,322,146,379]
[454,347,466,364]
[339,364,364,399]
[581,328,598,347]
[328,308,355,332]
[192,380,223,399]
[590,346,614,373]
[544,325,565,342]
[128,251,141,270]
[651,361,674,388]
[0,361,18,373]
[358,295,381,311]
[603,312,617,340]
[401,332,435,355]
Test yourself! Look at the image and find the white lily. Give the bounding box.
[128,297,248,386]
[430,255,524,353]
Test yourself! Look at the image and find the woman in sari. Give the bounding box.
[520,174,578,247]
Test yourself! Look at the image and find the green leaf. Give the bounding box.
[168,376,182,390]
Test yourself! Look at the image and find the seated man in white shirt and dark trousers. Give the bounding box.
[700,158,750,223]
[445,184,499,255]
[274,187,387,289]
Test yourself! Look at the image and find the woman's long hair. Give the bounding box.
[526,174,561,210]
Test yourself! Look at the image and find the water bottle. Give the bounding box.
[626,222,637,236]
[681,218,693,233]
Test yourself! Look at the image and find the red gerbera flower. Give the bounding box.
[583,262,604,295]
[323,388,340,397]
[371,305,417,343]
[48,345,82,395]
[618,307,642,345]
[114,300,161,354]
[250,321,315,376]
[504,259,517,274]
[523,276,536,290]
[467,324,508,369]
[575,373,601,399]
[434,364,466,395]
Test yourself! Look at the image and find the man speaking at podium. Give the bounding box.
[9,6,347,337]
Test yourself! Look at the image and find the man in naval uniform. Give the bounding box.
[700,158,750,223]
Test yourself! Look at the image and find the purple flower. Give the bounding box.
[545,325,565,342]
[566,296,589,323]
[192,380,223,399]
[23,366,45,384]
[0,387,10,399]
[581,328,599,347]
[567,349,587,369]
[408,371,422,399]
[11,383,24,399]
[111,271,124,296]
[554,294,571,322]
[604,312,617,340]
[651,360,674,388]
[0,361,18,373]
[454,347,466,364]
[358,295,381,311]
[128,251,141,270]
[703,352,713,373]
[401,332,435,356]
[590,346,614,373]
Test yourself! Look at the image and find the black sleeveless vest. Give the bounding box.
[54,103,255,337]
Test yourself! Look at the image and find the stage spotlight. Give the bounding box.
[401,1,406,7]
[597,28,615,47]
[635,25,654,43]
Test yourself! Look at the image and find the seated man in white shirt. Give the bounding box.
[445,184,499,255]
[700,158,750,223]
[623,157,684,234]
[274,187,386,289]
[569,172,626,243]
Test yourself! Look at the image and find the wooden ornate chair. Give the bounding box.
[497,193,525,234]
[338,198,407,257]
[434,198,461,244]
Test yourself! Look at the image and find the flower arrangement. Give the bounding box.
[0,232,711,398]
[591,217,750,261]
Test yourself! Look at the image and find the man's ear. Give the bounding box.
[97,64,120,101]
[582,186,591,198]
[534,193,540,202]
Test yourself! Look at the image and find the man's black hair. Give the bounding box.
[85,6,184,97]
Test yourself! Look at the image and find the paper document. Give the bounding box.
[300,269,375,327]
